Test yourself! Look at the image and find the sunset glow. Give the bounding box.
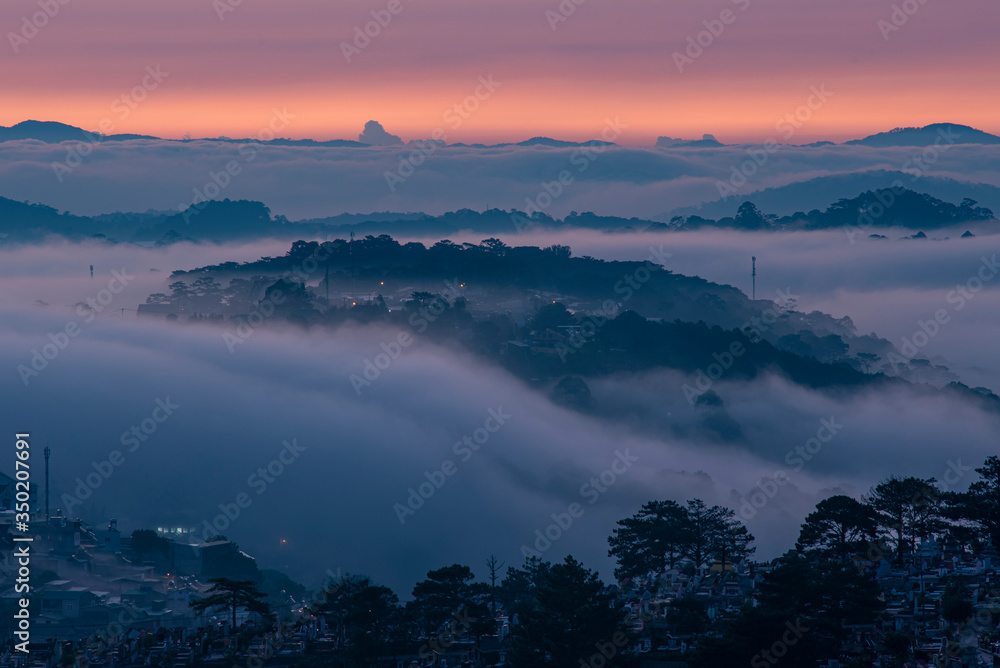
[2,0,997,144]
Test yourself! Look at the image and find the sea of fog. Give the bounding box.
[1,229,998,592]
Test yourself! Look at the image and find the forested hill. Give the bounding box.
[0,186,993,243]
[162,236,995,403]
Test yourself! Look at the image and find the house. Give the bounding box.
[92,519,122,553]
[39,589,99,618]
[31,516,83,550]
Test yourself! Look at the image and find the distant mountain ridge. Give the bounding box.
[2,120,997,148]
[0,120,157,143]
[0,186,994,244]
[845,123,1000,147]
[0,120,611,149]
[666,171,1000,221]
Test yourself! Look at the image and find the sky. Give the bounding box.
[2,0,1000,593]
[2,0,998,145]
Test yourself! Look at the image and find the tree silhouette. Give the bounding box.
[683,499,754,569]
[796,495,879,563]
[530,302,575,332]
[190,578,271,630]
[608,500,689,579]
[866,476,943,565]
[947,455,1000,548]
[510,556,625,668]
[408,564,490,638]
[313,574,401,662]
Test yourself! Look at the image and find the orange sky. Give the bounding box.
[1,0,997,145]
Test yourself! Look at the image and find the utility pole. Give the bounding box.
[752,256,756,301]
[44,445,51,520]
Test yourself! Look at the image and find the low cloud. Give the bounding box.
[2,240,999,591]
[1,139,998,221]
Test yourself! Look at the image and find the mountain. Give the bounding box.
[0,120,96,143]
[450,137,617,148]
[0,120,614,149]
[0,120,158,143]
[193,137,368,148]
[0,195,98,237]
[665,171,1000,221]
[0,185,995,244]
[164,235,987,394]
[4,119,998,150]
[0,120,365,147]
[845,123,1000,146]
[666,188,994,232]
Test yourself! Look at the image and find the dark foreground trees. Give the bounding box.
[691,555,883,667]
[509,556,627,668]
[608,498,755,579]
[796,494,879,562]
[191,577,272,629]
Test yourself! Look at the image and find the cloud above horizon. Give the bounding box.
[1,138,999,221]
[358,120,403,146]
